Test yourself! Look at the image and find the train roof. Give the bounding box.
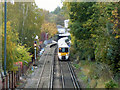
[58,32,70,36]
[58,37,68,41]
[58,43,69,48]
[58,37,69,48]
[58,37,68,44]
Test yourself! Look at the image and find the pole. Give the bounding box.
[4,0,7,76]
[34,47,36,64]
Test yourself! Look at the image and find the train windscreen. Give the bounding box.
[59,48,68,53]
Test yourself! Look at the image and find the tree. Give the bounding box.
[5,2,44,53]
[2,22,32,71]
[1,2,45,71]
[50,6,66,26]
[63,2,120,73]
[41,21,58,38]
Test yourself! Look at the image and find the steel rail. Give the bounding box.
[67,62,80,89]
[49,60,54,89]
[59,61,65,88]
[49,48,56,89]
[67,62,76,88]
[36,48,50,89]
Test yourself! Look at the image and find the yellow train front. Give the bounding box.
[58,37,70,60]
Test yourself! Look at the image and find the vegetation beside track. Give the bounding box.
[62,2,120,88]
[72,60,119,88]
[1,2,59,72]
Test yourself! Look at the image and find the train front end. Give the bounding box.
[58,47,69,60]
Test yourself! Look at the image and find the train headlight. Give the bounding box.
[66,54,69,56]
[58,53,61,56]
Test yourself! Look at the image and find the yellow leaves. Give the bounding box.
[2,21,23,70]
[115,19,118,24]
[91,34,96,38]
[77,40,80,42]
[111,8,119,36]
[24,44,27,47]
[108,18,110,20]
[112,11,115,16]
[112,8,118,17]
[16,44,31,63]
[83,24,86,28]
[115,35,120,39]
[41,21,58,38]
[7,21,11,27]
[114,24,117,27]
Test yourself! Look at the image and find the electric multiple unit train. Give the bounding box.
[57,37,70,60]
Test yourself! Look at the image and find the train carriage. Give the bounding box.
[58,37,70,60]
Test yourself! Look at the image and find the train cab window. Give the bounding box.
[65,39,69,43]
[59,48,68,53]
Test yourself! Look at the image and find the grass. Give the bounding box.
[73,63,80,69]
[73,60,119,88]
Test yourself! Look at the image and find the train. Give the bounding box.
[57,37,70,60]
[58,32,71,40]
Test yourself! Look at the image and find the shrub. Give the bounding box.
[105,80,118,88]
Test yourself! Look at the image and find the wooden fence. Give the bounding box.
[1,62,33,89]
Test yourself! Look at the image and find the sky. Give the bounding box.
[35,0,63,12]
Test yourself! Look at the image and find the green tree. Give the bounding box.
[63,2,120,73]
[5,2,45,53]
[2,22,32,71]
[41,21,58,38]
[1,2,45,71]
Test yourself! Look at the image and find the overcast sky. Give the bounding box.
[35,0,63,12]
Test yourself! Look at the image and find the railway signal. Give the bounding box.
[34,41,37,47]
[34,41,37,65]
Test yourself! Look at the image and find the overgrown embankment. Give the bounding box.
[72,60,120,88]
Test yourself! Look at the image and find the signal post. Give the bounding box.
[34,41,37,65]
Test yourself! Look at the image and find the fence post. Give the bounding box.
[2,76,5,89]
[11,71,13,88]
[15,71,18,87]
[8,72,10,88]
[22,65,24,76]
[16,71,18,82]
[9,71,12,88]
[6,74,8,89]
[14,72,15,88]
[13,71,14,88]
[18,68,20,81]
[4,76,6,89]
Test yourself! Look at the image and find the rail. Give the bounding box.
[67,62,80,88]
[36,48,50,89]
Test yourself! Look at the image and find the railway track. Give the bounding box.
[36,47,55,89]
[59,61,80,88]
[52,48,80,89]
[32,45,80,89]
[52,48,62,88]
[67,62,80,88]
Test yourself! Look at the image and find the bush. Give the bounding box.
[105,80,118,88]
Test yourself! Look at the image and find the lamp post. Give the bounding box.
[4,0,7,76]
